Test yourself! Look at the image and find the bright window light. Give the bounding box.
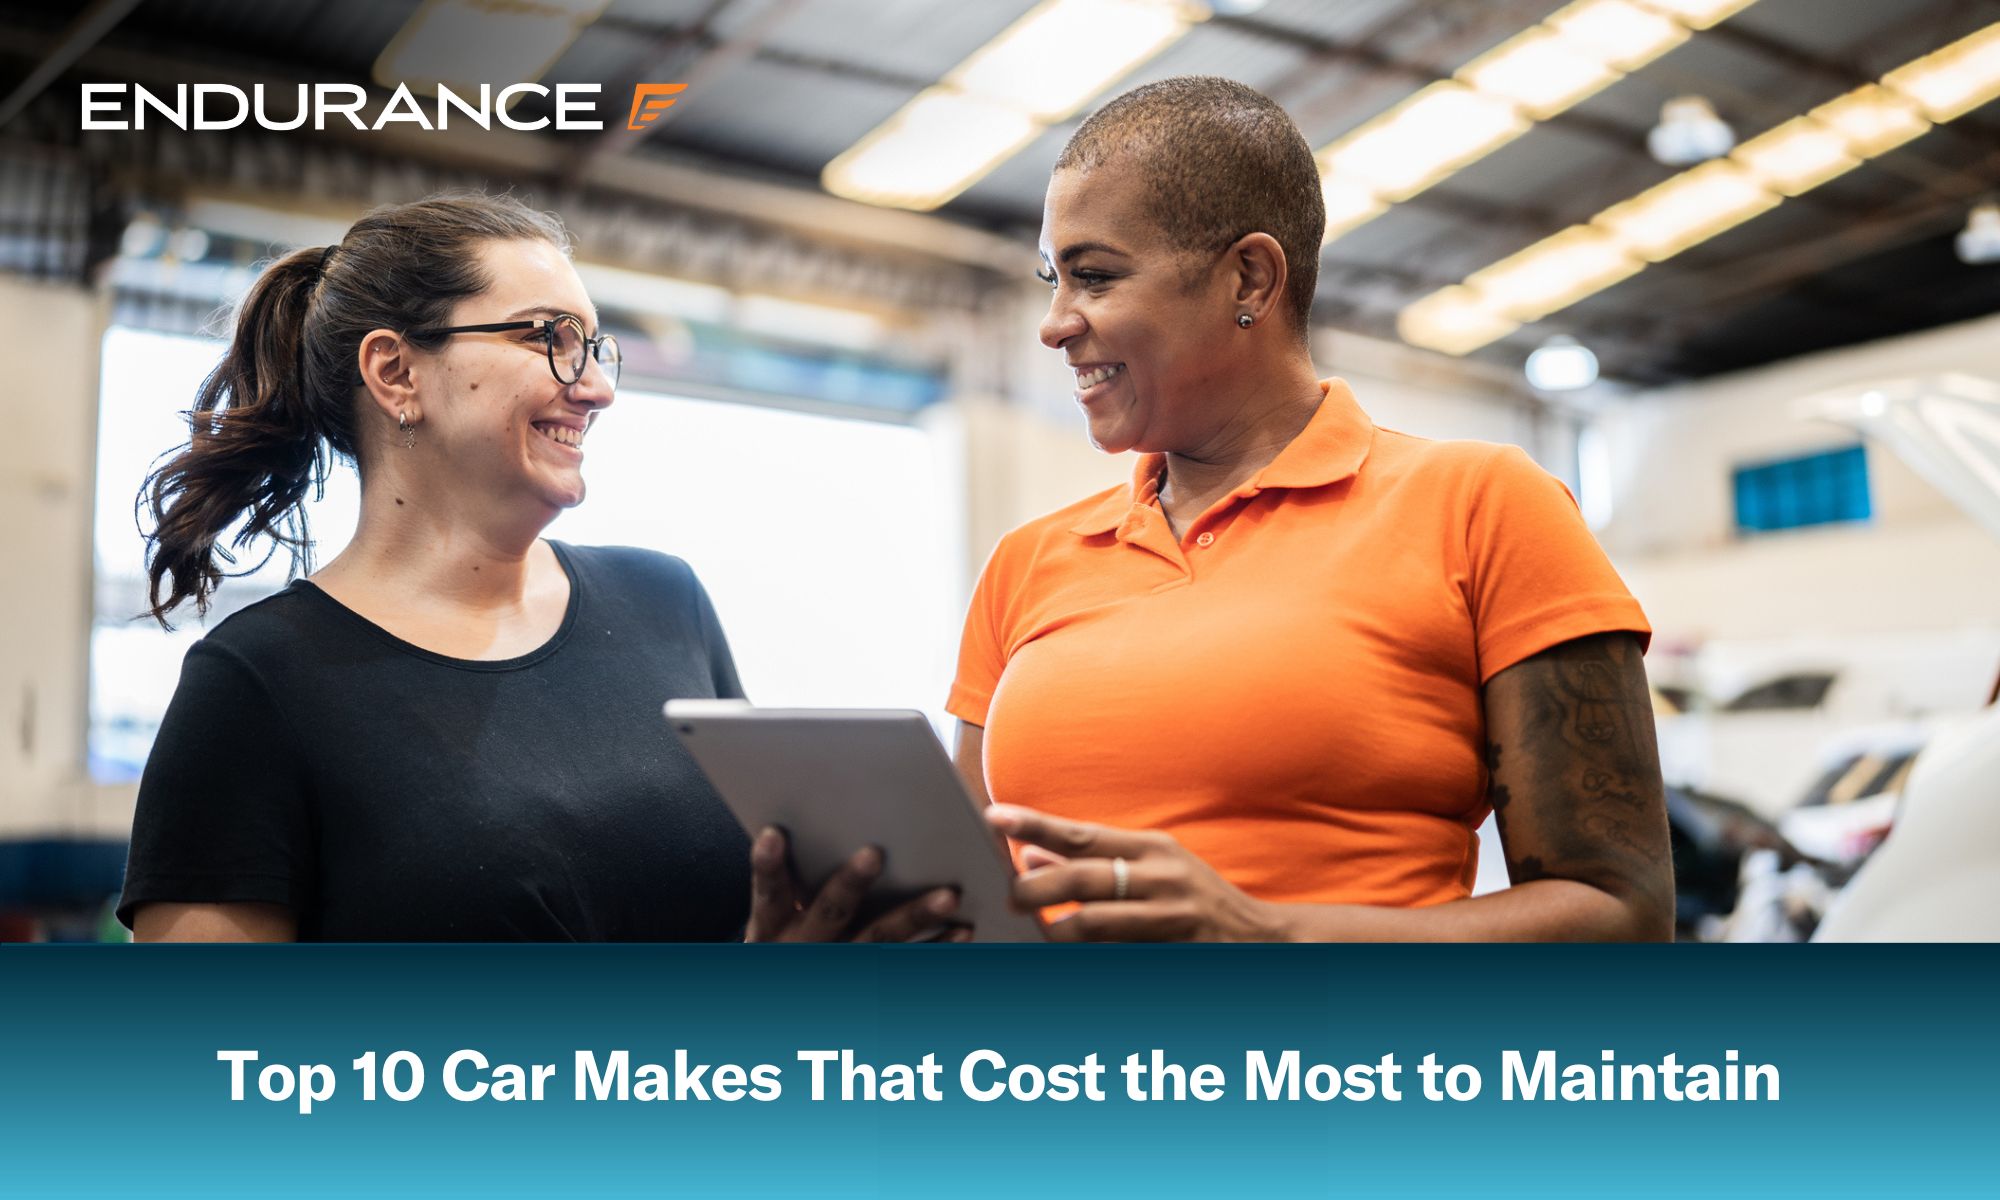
[90,328,361,782]
[1730,115,1860,195]
[823,90,1039,211]
[1593,160,1779,261]
[1321,83,1528,201]
[952,0,1195,122]
[546,394,960,724]
[1459,29,1622,118]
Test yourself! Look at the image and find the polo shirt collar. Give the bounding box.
[1067,377,1374,537]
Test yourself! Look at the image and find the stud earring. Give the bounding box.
[399,410,417,450]
[1236,313,1254,328]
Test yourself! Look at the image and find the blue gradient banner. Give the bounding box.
[2,946,1994,1197]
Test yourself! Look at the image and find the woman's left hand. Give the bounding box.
[984,805,1286,942]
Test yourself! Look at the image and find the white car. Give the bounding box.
[1801,375,2000,941]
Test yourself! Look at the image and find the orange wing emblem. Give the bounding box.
[627,83,689,130]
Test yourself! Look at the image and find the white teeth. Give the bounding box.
[535,423,583,448]
[1076,364,1123,390]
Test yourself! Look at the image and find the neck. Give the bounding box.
[1159,351,1324,512]
[317,469,557,610]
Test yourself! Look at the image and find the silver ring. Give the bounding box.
[1111,856,1130,901]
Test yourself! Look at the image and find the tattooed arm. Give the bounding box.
[1231,631,1672,941]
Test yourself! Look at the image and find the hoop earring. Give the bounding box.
[1236,313,1254,329]
[399,410,416,450]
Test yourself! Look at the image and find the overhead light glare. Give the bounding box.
[1321,83,1527,201]
[822,0,1203,210]
[822,91,1039,211]
[1882,23,2000,121]
[1466,225,1643,320]
[952,0,1200,122]
[1396,286,1521,355]
[1594,160,1779,261]
[1547,0,1690,71]
[1809,85,1931,157]
[1458,29,1622,119]
[1319,176,1389,243]
[1730,115,1860,195]
[1634,0,1760,30]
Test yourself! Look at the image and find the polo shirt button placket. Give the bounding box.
[1195,531,1215,547]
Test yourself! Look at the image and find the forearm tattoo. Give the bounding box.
[1483,633,1672,920]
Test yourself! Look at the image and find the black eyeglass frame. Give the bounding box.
[405,316,620,387]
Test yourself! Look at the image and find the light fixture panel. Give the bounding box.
[1466,225,1644,320]
[1594,160,1779,261]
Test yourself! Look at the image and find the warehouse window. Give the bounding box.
[1732,444,1871,535]
[89,326,960,783]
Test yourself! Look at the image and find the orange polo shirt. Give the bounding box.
[946,379,1650,908]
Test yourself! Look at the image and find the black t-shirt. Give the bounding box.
[117,542,753,941]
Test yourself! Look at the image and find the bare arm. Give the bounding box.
[1270,631,1674,940]
[131,902,297,943]
[953,722,991,808]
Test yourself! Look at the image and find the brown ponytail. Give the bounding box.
[140,192,570,625]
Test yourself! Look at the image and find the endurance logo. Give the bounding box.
[80,82,688,132]
[626,83,688,130]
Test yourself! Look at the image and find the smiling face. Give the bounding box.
[1037,158,1248,455]
[413,238,615,518]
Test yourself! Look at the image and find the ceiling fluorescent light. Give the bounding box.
[822,0,1201,210]
[1635,0,1760,30]
[1547,0,1690,71]
[822,90,1039,211]
[1397,287,1522,355]
[1320,176,1388,243]
[1322,83,1528,201]
[375,0,607,92]
[952,0,1198,122]
[1594,160,1779,260]
[1458,29,1622,119]
[1397,23,2000,357]
[1730,115,1860,195]
[1810,85,1931,157]
[1316,0,1764,243]
[1465,225,1644,320]
[1882,23,2000,122]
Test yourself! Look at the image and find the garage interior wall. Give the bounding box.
[1598,310,2000,642]
[0,274,115,839]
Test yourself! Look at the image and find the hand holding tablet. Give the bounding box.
[665,702,1047,942]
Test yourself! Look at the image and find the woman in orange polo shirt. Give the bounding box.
[947,77,1673,942]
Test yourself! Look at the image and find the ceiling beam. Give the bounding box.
[0,0,141,130]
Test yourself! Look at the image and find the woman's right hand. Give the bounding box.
[745,827,970,942]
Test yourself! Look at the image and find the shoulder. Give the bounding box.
[190,585,337,673]
[983,481,1129,569]
[554,541,703,595]
[1363,428,1561,504]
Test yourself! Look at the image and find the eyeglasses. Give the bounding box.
[407,314,620,388]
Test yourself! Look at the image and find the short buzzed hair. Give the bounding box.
[1055,76,1324,340]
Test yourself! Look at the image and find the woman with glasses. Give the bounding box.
[120,193,960,943]
[949,78,1674,941]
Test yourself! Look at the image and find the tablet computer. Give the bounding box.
[663,701,1045,942]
